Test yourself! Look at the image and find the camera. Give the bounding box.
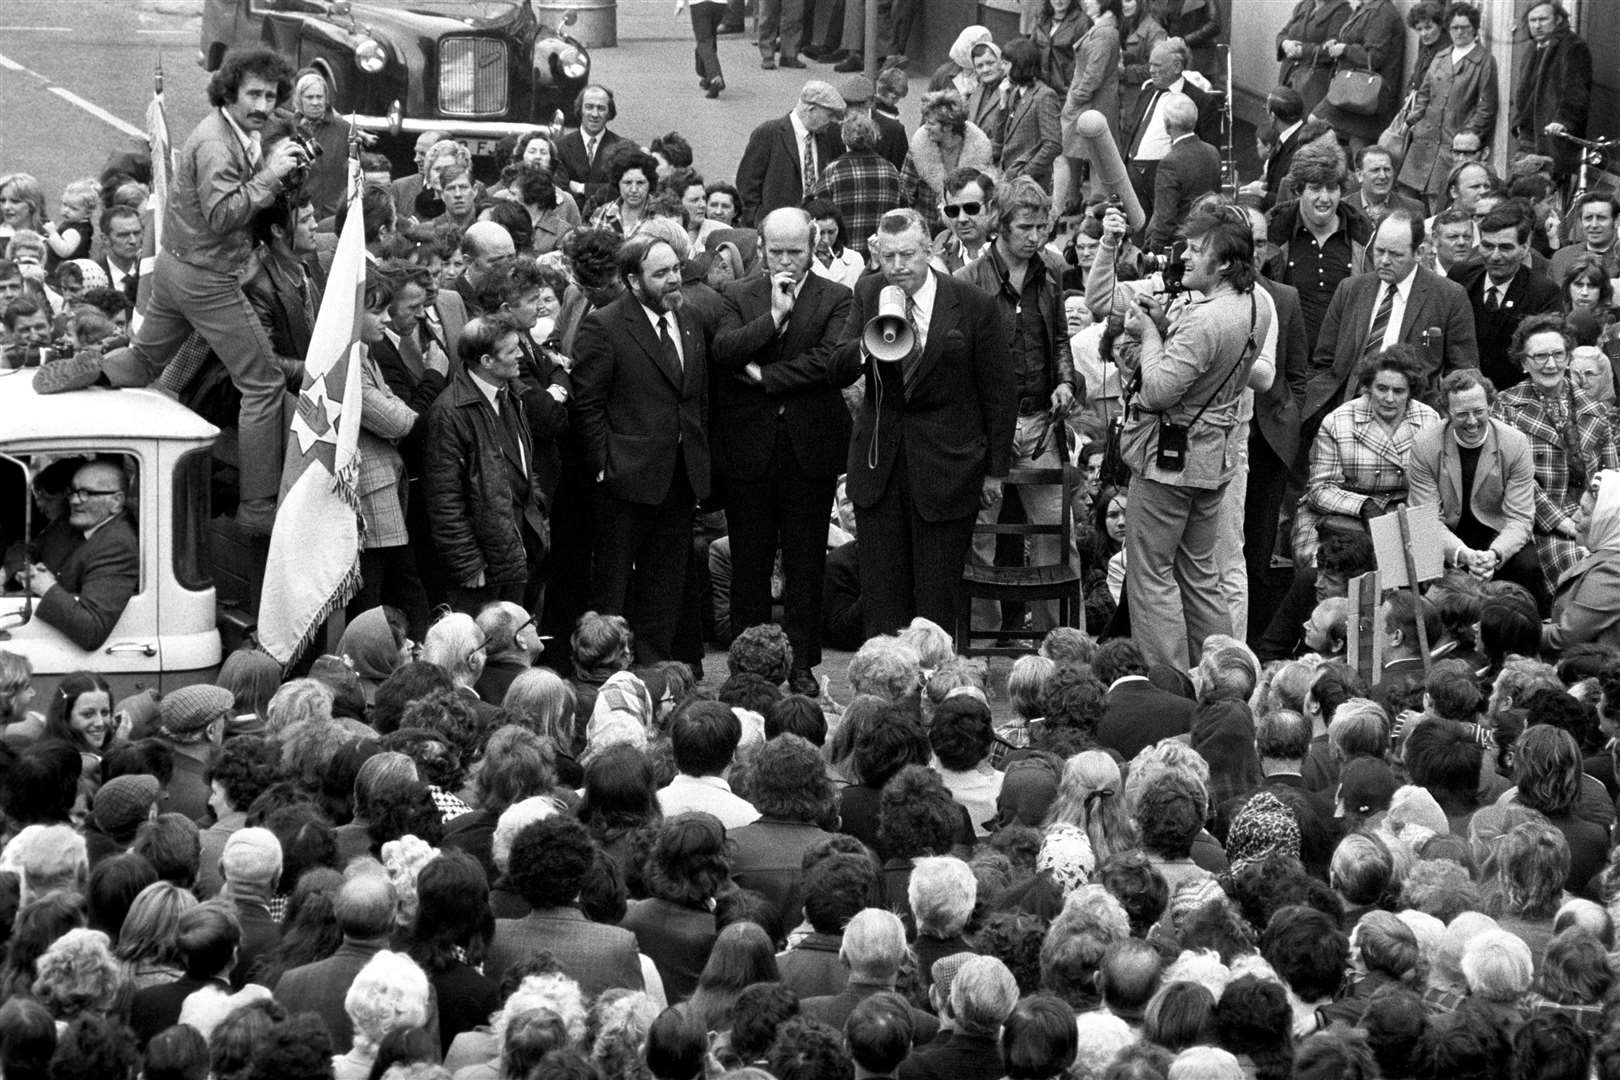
[283,124,325,190]
[1140,241,1188,297]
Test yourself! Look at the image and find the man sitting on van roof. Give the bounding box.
[24,458,139,651]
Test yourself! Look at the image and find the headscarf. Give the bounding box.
[947,26,999,96]
[583,670,653,763]
[339,607,403,686]
[1225,792,1302,873]
[1036,822,1097,899]
[1584,469,1620,554]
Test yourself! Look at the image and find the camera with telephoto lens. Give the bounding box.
[1140,241,1188,297]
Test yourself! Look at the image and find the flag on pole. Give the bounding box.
[132,57,172,334]
[256,165,367,666]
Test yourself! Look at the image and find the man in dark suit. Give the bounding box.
[1448,204,1561,392]
[1124,39,1220,214]
[25,458,138,651]
[452,221,517,319]
[1143,94,1221,251]
[736,80,847,227]
[485,816,644,998]
[828,209,1016,637]
[553,86,629,216]
[1238,87,1315,209]
[711,208,853,694]
[899,955,1017,1080]
[1093,639,1196,760]
[97,205,143,306]
[1300,212,1478,425]
[799,909,940,1045]
[572,235,711,665]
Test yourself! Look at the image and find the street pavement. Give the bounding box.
[0,0,927,212]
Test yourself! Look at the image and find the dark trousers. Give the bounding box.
[349,545,431,640]
[855,443,977,637]
[1496,542,1552,616]
[759,0,805,58]
[407,482,449,613]
[1245,429,1291,644]
[539,460,595,668]
[879,0,917,57]
[691,3,726,82]
[724,422,838,670]
[591,457,697,665]
[808,0,843,49]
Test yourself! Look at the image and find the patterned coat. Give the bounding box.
[1294,394,1440,564]
[1494,380,1618,586]
[356,342,418,549]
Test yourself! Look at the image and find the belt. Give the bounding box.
[1017,394,1049,415]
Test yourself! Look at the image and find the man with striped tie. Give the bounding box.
[827,208,1016,637]
[1300,212,1477,428]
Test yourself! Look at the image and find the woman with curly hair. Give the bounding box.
[877,765,971,912]
[333,950,431,1080]
[832,699,930,852]
[621,812,727,1002]
[590,147,659,236]
[32,927,123,1027]
[1044,750,1137,862]
[729,735,836,927]
[680,921,779,1034]
[1294,345,1441,575]
[901,91,996,221]
[407,852,498,1055]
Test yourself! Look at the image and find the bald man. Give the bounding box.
[24,459,139,651]
[711,208,854,694]
[453,220,517,318]
[1143,93,1221,251]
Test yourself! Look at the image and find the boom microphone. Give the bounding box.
[1075,110,1146,232]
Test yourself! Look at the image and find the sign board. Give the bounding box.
[1369,504,1446,589]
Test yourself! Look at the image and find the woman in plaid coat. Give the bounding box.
[1494,315,1619,590]
[1295,347,1440,567]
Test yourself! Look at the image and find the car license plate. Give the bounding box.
[460,137,503,157]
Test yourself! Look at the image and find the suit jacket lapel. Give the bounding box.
[779,118,802,186]
[1397,271,1430,338]
[911,273,958,393]
[622,297,683,390]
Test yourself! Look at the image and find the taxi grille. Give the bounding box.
[439,37,508,117]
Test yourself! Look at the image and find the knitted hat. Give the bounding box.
[159,684,233,737]
[91,774,161,838]
[1226,791,1302,872]
[1338,757,1399,819]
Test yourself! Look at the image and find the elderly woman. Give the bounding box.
[331,950,431,1078]
[934,29,1007,157]
[1458,928,1532,1030]
[1506,729,1603,896]
[877,765,971,910]
[1397,3,1499,211]
[901,90,996,222]
[336,608,412,705]
[1056,0,1122,214]
[590,147,658,236]
[288,68,352,220]
[620,812,727,1002]
[33,927,122,1031]
[1294,346,1441,579]
[0,172,46,245]
[1543,469,1620,651]
[1495,315,1619,589]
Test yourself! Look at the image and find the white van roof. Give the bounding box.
[0,372,219,445]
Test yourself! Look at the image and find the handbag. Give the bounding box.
[1378,94,1414,158]
[1327,62,1383,116]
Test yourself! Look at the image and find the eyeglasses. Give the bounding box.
[941,202,983,219]
[68,487,121,500]
[1452,146,1483,157]
[1527,350,1568,363]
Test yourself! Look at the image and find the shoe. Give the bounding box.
[718,22,745,33]
[789,667,821,697]
[779,55,806,68]
[803,46,831,60]
[706,78,725,98]
[760,56,777,69]
[235,497,277,537]
[700,77,711,89]
[833,54,863,72]
[826,49,849,62]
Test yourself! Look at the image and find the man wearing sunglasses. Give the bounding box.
[22,458,140,651]
[931,169,996,274]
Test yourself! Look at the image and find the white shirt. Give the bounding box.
[1369,266,1419,352]
[1277,119,1304,146]
[1135,76,1189,162]
[220,107,263,168]
[657,774,761,831]
[1451,42,1478,66]
[469,370,526,472]
[641,303,684,369]
[105,258,135,296]
[906,269,939,352]
[789,109,818,187]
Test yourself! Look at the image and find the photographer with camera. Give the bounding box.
[109,48,309,534]
[1094,200,1275,670]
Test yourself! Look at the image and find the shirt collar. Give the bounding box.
[1108,675,1150,692]
[674,773,734,793]
[909,268,939,315]
[1279,119,1304,143]
[640,300,675,336]
[219,107,261,163]
[83,513,119,541]
[469,370,503,408]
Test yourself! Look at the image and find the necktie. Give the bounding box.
[296,271,315,328]
[660,313,683,377]
[1485,285,1501,311]
[496,389,528,475]
[1127,88,1161,159]
[1363,284,1396,362]
[902,295,923,397]
[586,134,599,165]
[802,132,816,198]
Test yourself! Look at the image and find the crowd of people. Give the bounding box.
[0,0,1619,1077]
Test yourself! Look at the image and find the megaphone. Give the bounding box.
[1076,110,1147,233]
[863,285,915,363]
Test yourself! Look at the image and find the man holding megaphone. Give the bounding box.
[828,208,1017,638]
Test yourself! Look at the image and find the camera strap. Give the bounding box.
[1180,291,1258,429]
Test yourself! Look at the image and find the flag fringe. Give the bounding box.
[274,556,363,677]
